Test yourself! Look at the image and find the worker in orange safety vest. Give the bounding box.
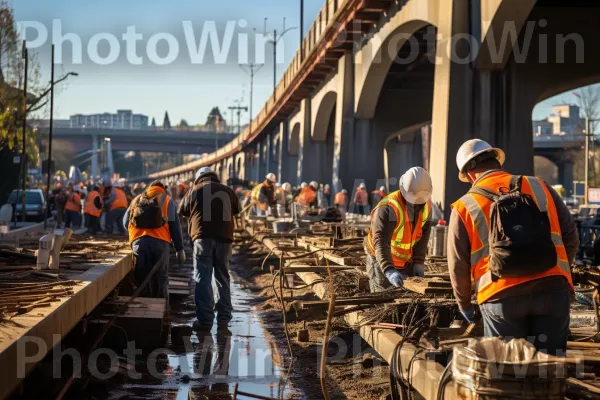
[448,139,579,355]
[371,186,387,208]
[84,185,104,234]
[353,183,369,215]
[64,184,82,229]
[104,182,128,234]
[334,189,349,212]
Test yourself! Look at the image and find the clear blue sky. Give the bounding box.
[12,0,570,124]
[13,0,325,124]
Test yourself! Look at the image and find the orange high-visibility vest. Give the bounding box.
[452,171,574,305]
[297,187,316,207]
[65,193,81,212]
[111,188,128,210]
[366,191,430,269]
[84,190,103,217]
[128,186,172,244]
[334,192,348,206]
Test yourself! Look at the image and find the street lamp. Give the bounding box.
[44,44,78,229]
[266,19,297,98]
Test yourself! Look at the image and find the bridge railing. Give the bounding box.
[150,0,352,179]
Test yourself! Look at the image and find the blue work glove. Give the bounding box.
[412,263,425,277]
[460,306,475,324]
[384,268,404,287]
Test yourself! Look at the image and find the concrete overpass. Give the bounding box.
[38,127,236,154]
[146,0,600,215]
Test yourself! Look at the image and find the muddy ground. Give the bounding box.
[230,236,391,400]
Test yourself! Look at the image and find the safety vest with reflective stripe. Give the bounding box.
[111,188,128,210]
[65,193,81,212]
[84,191,103,217]
[128,186,172,244]
[297,187,317,207]
[251,183,268,211]
[452,171,573,305]
[366,191,431,269]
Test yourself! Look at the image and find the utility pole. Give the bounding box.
[300,0,304,61]
[585,117,590,205]
[20,42,28,223]
[44,45,55,230]
[228,103,248,135]
[239,63,263,129]
[267,20,297,98]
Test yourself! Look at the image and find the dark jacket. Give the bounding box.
[260,180,277,207]
[178,175,241,243]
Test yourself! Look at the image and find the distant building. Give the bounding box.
[69,110,149,130]
[533,104,583,136]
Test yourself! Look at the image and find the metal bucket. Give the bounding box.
[273,221,292,234]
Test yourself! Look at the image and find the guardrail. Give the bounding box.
[149,0,355,179]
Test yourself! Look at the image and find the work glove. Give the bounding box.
[412,263,425,277]
[384,268,404,287]
[460,306,475,324]
[177,251,186,266]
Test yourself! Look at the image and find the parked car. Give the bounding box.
[5,189,46,222]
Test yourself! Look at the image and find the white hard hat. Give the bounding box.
[456,139,505,183]
[282,182,292,192]
[342,189,348,194]
[324,184,330,190]
[275,182,281,188]
[400,167,432,205]
[309,181,318,190]
[301,182,308,188]
[359,183,366,190]
[379,186,386,192]
[266,173,277,183]
[195,166,214,181]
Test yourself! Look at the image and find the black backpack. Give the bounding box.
[130,192,167,229]
[469,175,557,278]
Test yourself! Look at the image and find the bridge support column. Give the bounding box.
[267,132,278,177]
[333,53,355,194]
[298,99,313,185]
[91,134,99,179]
[353,119,386,192]
[278,122,295,184]
[558,161,574,196]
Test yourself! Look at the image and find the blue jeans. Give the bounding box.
[480,286,571,355]
[132,236,171,308]
[193,238,233,326]
[106,208,126,234]
[64,210,81,229]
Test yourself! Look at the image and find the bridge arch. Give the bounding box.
[355,0,440,120]
[289,122,300,156]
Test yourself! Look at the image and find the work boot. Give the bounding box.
[192,320,212,331]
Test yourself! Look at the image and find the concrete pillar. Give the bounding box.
[354,119,386,192]
[278,121,296,183]
[333,53,355,194]
[91,134,99,179]
[297,99,312,185]
[558,161,574,196]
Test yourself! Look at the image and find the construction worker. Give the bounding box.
[281,182,293,212]
[274,182,291,216]
[124,181,185,308]
[449,139,578,355]
[293,182,307,202]
[318,184,332,208]
[251,173,277,216]
[84,185,104,234]
[297,181,318,208]
[371,186,387,208]
[365,167,432,293]
[334,189,349,212]
[178,167,241,331]
[104,182,128,234]
[64,184,82,229]
[353,183,369,215]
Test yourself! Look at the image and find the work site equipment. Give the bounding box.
[399,167,432,205]
[450,338,567,399]
[456,139,506,182]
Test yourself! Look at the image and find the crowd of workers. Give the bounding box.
[47,137,578,354]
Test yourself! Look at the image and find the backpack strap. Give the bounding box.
[157,193,168,219]
[510,175,523,192]
[468,186,498,202]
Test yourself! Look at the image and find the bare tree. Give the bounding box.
[574,85,600,187]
